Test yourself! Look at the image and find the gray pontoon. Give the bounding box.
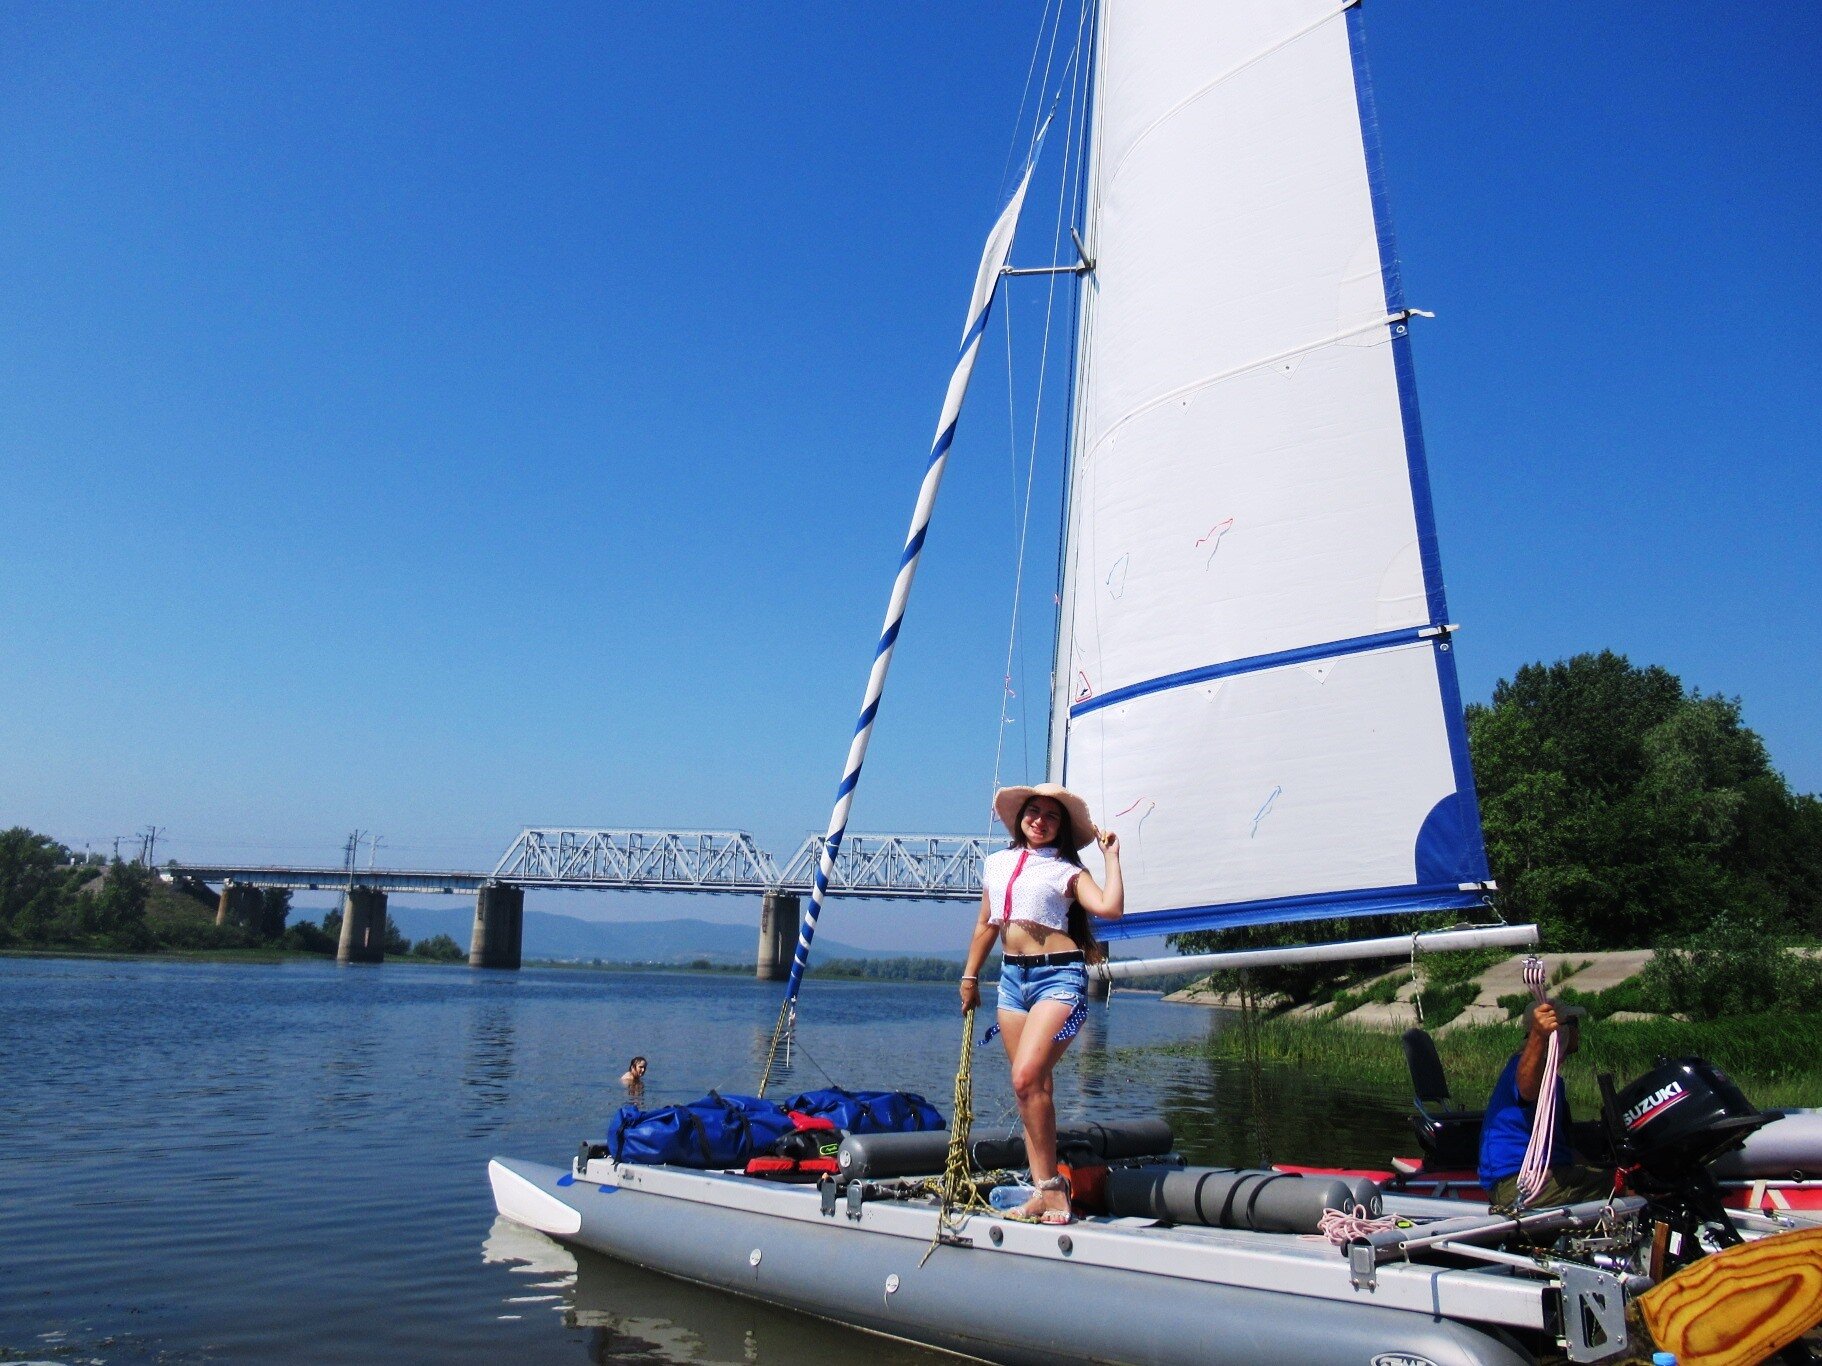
[490,1150,1638,1365]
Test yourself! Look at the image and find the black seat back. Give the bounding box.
[1402,1028,1451,1107]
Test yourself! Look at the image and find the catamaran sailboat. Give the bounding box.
[492,4,1822,1362]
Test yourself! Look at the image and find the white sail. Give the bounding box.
[1052,1,1492,937]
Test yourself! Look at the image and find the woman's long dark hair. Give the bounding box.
[1009,799,1101,961]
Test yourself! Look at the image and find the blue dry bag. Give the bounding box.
[784,1087,945,1134]
[606,1091,795,1168]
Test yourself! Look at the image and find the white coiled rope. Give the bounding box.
[1515,954,1560,1206]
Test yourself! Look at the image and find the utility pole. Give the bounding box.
[140,826,166,867]
[344,831,365,883]
[366,833,383,870]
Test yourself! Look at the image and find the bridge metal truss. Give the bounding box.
[774,833,989,901]
[491,828,987,900]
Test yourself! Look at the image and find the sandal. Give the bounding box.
[1005,1202,1075,1226]
[1007,1173,1074,1225]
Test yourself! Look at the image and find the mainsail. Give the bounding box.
[1051,1,1494,939]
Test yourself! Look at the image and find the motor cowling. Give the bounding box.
[1614,1057,1771,1184]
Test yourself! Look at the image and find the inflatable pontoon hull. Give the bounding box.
[490,1157,1542,1365]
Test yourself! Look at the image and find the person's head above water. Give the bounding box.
[993,783,1097,852]
[626,1056,647,1075]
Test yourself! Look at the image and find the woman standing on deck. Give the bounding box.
[960,783,1123,1224]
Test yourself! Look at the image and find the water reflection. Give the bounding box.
[463,1002,518,1136]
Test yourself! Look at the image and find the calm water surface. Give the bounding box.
[0,957,1411,1363]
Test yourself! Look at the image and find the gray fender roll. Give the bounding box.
[1105,1166,1364,1233]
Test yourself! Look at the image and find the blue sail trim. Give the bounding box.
[1069,625,1434,719]
[1345,4,1446,628]
[1344,4,1491,886]
[1095,881,1492,942]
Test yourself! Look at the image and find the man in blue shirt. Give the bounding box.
[1479,999,1608,1210]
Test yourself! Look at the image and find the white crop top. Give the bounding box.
[982,846,1079,934]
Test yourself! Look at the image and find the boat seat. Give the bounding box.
[1403,1028,1485,1169]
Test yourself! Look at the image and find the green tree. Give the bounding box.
[66,860,154,950]
[411,933,465,962]
[382,913,411,957]
[0,828,73,944]
[255,888,291,942]
[1467,651,1819,949]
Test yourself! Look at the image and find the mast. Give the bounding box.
[1047,0,1107,786]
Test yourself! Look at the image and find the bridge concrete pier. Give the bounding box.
[469,883,524,969]
[755,891,801,981]
[336,887,388,964]
[1087,969,1111,1002]
[214,881,260,928]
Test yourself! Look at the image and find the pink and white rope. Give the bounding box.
[1515,955,1560,1206]
[1318,1203,1399,1245]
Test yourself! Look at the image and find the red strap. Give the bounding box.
[787,1111,838,1131]
[1002,849,1030,923]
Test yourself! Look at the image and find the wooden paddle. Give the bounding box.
[1636,1227,1822,1366]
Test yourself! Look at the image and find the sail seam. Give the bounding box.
[1081,309,1420,466]
[1069,624,1436,718]
[1107,1,1358,196]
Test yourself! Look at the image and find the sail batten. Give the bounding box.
[1052,1,1490,936]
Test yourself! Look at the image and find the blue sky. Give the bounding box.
[3,4,1816,949]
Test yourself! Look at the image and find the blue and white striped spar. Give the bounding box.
[758,155,1044,1084]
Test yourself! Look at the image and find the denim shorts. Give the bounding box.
[997,961,1086,1015]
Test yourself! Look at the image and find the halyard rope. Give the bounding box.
[1515,954,1560,1206]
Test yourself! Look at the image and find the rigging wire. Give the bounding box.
[988,1,1095,806]
[999,0,1063,198]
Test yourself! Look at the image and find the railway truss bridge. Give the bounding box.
[169,828,989,972]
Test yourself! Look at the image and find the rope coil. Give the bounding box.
[1515,955,1561,1207]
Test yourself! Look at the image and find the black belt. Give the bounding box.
[1003,950,1085,967]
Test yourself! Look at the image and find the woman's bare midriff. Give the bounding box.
[1002,920,1077,956]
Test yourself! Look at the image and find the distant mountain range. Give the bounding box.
[383,905,931,964]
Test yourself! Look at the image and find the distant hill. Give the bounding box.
[382,905,930,965]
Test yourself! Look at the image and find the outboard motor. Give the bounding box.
[1615,1058,1770,1186]
[1603,1057,1777,1260]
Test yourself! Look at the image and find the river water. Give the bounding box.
[0,956,1412,1363]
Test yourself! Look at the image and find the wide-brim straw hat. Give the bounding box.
[993,784,1098,850]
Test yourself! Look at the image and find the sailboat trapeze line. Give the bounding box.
[1069,624,1440,718]
[1080,309,1424,466]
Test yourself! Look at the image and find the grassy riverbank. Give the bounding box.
[1174,1012,1822,1111]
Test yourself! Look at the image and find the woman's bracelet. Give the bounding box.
[959,975,977,982]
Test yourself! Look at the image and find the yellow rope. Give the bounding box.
[756,997,793,1098]
[922,1005,996,1263]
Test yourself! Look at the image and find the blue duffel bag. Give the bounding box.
[784,1087,945,1134]
[607,1091,795,1168]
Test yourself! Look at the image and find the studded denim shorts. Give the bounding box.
[997,960,1086,1015]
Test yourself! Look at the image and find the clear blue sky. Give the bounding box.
[3,4,1816,949]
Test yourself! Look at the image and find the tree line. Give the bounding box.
[1169,651,1821,996]
[0,835,464,961]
